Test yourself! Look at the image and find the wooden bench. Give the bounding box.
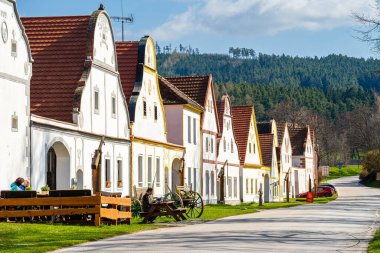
[49,190,92,197]
[1,191,37,199]
[140,202,187,222]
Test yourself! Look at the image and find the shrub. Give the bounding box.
[362,150,380,174]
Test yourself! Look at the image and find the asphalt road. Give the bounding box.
[55,176,380,252]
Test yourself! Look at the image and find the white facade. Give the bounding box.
[0,0,32,190]
[278,124,294,199]
[29,11,131,196]
[127,36,184,197]
[202,81,219,204]
[216,96,240,205]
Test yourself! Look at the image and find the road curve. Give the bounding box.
[55,176,380,252]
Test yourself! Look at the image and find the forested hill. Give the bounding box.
[156,52,379,119]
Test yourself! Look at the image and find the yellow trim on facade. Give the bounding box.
[262,166,271,171]
[243,163,262,169]
[184,104,203,114]
[132,136,185,151]
[251,106,264,165]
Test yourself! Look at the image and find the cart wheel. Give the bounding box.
[163,192,184,209]
[132,199,142,218]
[186,192,204,219]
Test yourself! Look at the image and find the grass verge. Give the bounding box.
[361,180,380,188]
[369,228,380,253]
[324,165,361,181]
[0,195,337,253]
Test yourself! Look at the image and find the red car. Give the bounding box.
[297,186,334,198]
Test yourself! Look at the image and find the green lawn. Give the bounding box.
[369,228,380,253]
[324,165,362,181]
[0,195,337,253]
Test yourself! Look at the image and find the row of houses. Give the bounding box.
[0,2,318,204]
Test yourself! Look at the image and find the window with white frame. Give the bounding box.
[193,168,197,191]
[206,172,210,195]
[117,159,122,185]
[205,137,209,152]
[143,99,147,117]
[138,155,143,187]
[111,94,116,117]
[223,138,226,152]
[188,116,191,144]
[105,158,111,187]
[234,177,237,198]
[11,113,18,132]
[188,167,192,188]
[255,179,258,194]
[211,172,215,195]
[193,118,197,144]
[11,40,17,57]
[231,139,234,153]
[246,178,249,194]
[147,156,153,187]
[251,178,254,194]
[156,157,160,187]
[211,138,214,153]
[253,143,256,154]
[228,177,232,198]
[94,89,99,113]
[154,104,158,121]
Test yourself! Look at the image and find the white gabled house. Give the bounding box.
[22,6,131,196]
[216,96,240,205]
[158,76,204,194]
[116,36,184,197]
[232,105,270,203]
[0,0,33,190]
[164,75,220,204]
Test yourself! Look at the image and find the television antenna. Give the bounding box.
[110,0,134,41]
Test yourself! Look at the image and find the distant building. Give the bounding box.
[116,37,184,197]
[276,122,293,200]
[23,8,131,195]
[0,0,33,190]
[164,75,220,204]
[159,76,204,194]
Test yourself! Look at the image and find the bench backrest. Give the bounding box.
[100,191,122,197]
[0,190,37,198]
[49,190,92,197]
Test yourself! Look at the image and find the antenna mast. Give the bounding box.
[110,0,134,41]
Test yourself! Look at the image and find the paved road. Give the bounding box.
[56,177,380,252]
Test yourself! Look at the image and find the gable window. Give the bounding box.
[231,139,234,153]
[117,160,123,187]
[111,95,116,117]
[138,155,143,187]
[193,118,197,145]
[11,40,17,57]
[253,143,256,154]
[211,138,214,153]
[223,138,226,152]
[249,143,252,154]
[11,113,18,132]
[205,137,209,152]
[156,157,160,187]
[94,89,99,113]
[105,158,111,188]
[188,116,191,144]
[148,156,153,187]
[143,99,147,117]
[154,104,158,121]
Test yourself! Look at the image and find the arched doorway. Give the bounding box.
[47,142,70,190]
[171,158,183,191]
[264,174,270,203]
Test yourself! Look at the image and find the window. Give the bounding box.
[228,177,232,198]
[223,138,226,152]
[188,167,192,188]
[231,139,234,153]
[94,89,99,113]
[255,179,258,194]
[111,95,116,116]
[246,178,249,194]
[105,158,111,187]
[251,179,254,194]
[205,137,209,152]
[211,172,215,195]
[211,138,214,153]
[154,104,158,121]
[11,114,18,132]
[193,168,197,191]
[156,157,160,187]
[148,156,153,187]
[193,118,197,144]
[117,160,122,185]
[11,40,17,57]
[234,177,237,198]
[253,143,256,154]
[249,143,252,154]
[143,99,147,117]
[188,116,191,144]
[206,172,210,195]
[138,155,143,187]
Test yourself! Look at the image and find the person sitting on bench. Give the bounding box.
[142,187,154,213]
[10,177,24,191]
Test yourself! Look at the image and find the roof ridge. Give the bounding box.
[21,15,91,19]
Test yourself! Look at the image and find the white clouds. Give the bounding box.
[151,0,378,41]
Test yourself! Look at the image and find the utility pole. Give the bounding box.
[110,0,134,41]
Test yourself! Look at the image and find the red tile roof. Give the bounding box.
[216,97,227,133]
[115,41,139,103]
[231,105,253,164]
[289,127,308,155]
[259,134,274,167]
[164,75,220,132]
[158,76,204,111]
[164,76,210,106]
[276,122,287,146]
[21,15,93,122]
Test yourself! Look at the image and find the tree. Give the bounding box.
[362,150,380,173]
[354,5,380,54]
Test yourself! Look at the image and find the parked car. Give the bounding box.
[320,183,336,194]
[297,186,334,198]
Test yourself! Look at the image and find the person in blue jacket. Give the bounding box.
[10,177,24,191]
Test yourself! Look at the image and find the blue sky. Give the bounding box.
[17,0,378,58]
